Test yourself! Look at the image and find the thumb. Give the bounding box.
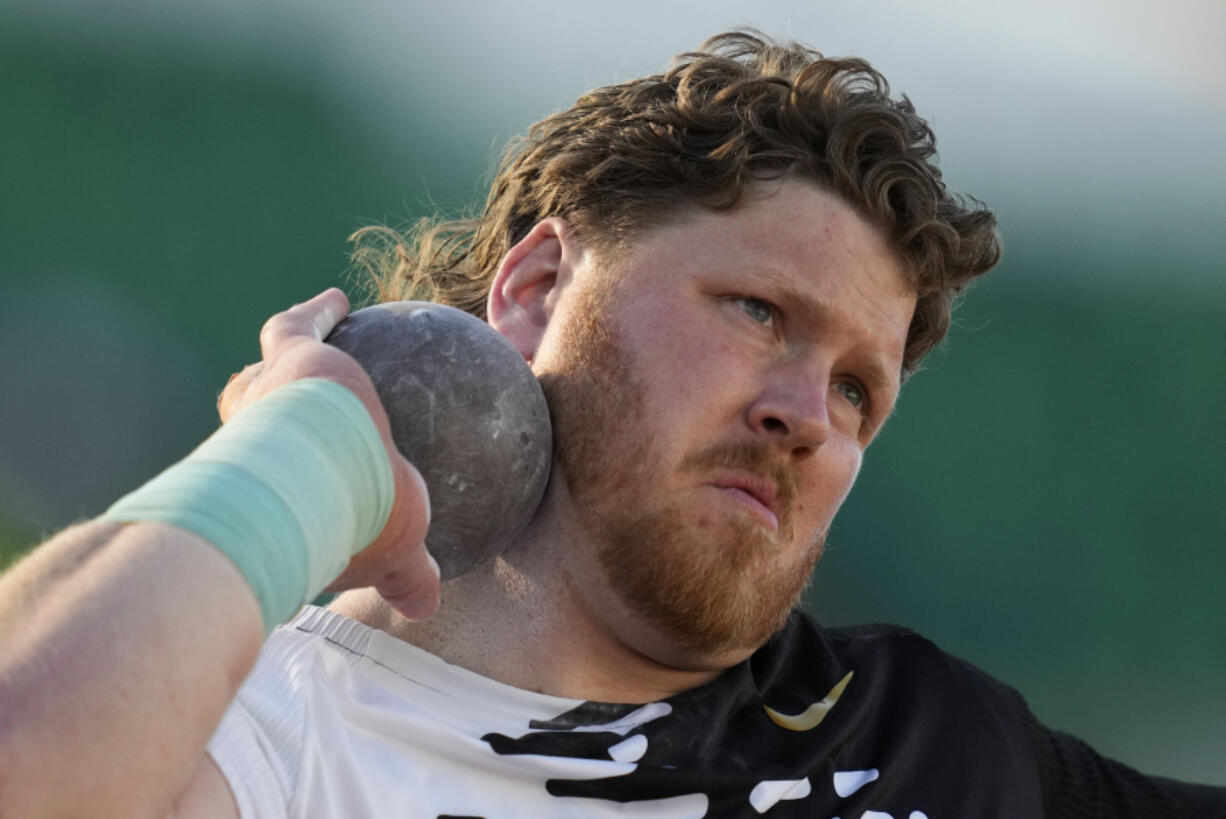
[375,547,442,621]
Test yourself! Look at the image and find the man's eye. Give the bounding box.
[736,297,774,326]
[833,380,865,409]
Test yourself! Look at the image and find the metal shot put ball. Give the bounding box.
[325,301,552,580]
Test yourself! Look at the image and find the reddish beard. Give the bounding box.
[538,286,824,657]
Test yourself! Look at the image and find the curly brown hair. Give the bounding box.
[353,30,1001,375]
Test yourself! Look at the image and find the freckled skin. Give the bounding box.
[356,179,917,702]
[532,180,917,672]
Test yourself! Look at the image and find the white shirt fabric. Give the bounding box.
[207,606,707,818]
[207,607,1226,818]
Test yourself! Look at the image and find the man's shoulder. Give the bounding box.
[723,612,1050,815]
[771,611,989,680]
[782,610,1016,688]
[787,610,948,650]
[763,611,1038,750]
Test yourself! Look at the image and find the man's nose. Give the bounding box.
[746,367,831,459]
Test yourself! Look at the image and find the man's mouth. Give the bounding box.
[710,471,781,532]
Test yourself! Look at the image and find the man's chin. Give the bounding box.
[595,506,822,662]
[539,279,821,666]
[620,585,805,674]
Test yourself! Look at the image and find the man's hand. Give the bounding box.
[0,288,445,817]
[218,288,441,620]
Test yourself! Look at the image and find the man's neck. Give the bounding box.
[329,532,724,704]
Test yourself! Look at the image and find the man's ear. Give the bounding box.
[487,217,578,361]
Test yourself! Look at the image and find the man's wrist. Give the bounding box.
[101,378,394,633]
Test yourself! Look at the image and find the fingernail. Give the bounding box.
[314,305,337,340]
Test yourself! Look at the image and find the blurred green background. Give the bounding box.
[3,0,1223,785]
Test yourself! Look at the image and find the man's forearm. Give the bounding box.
[0,289,438,817]
[0,519,263,817]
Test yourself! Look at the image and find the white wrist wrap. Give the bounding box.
[101,378,394,633]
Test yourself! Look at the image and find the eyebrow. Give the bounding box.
[856,356,903,415]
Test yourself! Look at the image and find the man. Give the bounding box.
[0,31,1221,818]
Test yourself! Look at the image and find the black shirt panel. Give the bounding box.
[485,611,1225,817]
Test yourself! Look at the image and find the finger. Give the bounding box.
[375,547,442,621]
[217,362,264,422]
[366,462,438,618]
[259,288,350,361]
[322,456,436,615]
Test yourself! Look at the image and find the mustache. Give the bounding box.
[680,439,798,530]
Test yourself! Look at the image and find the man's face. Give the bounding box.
[533,179,916,667]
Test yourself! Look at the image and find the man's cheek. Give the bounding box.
[809,451,863,523]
